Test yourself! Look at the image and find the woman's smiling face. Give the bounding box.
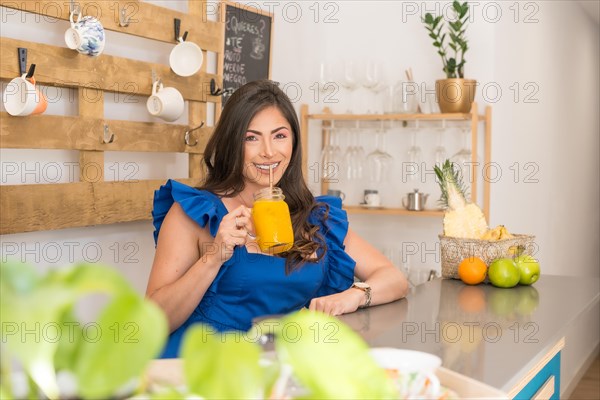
[242,106,294,189]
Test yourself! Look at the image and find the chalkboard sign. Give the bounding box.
[222,1,273,106]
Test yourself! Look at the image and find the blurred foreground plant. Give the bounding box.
[0,261,168,399]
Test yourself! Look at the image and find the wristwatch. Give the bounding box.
[351,281,372,308]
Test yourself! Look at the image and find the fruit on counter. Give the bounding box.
[488,258,521,288]
[457,257,487,285]
[514,254,541,285]
[480,225,515,241]
[434,160,488,239]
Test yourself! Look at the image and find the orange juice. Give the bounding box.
[252,188,294,254]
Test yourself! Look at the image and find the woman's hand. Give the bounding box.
[202,205,254,264]
[308,288,365,316]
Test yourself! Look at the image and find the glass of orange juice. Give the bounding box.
[252,187,294,254]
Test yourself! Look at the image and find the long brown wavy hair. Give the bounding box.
[199,80,327,273]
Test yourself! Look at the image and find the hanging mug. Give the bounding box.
[64,11,105,56]
[169,33,203,77]
[146,81,185,122]
[3,74,48,117]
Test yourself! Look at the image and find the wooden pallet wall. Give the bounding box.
[0,0,226,234]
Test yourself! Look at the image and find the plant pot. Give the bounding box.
[435,79,477,113]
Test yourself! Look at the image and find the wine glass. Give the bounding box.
[450,129,472,186]
[406,130,422,182]
[343,127,365,181]
[361,61,382,113]
[367,128,393,183]
[433,130,447,166]
[319,127,340,183]
[339,61,358,113]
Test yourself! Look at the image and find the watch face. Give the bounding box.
[353,282,369,289]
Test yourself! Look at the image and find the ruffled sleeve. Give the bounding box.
[312,196,356,297]
[152,179,224,245]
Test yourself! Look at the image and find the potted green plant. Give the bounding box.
[0,261,168,399]
[423,1,476,113]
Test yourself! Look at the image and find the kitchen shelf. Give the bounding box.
[343,206,444,217]
[307,112,486,122]
[300,103,492,220]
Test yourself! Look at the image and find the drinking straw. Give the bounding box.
[269,164,274,192]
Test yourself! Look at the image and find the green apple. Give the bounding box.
[514,255,541,285]
[488,258,520,288]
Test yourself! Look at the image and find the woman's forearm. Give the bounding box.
[364,266,409,307]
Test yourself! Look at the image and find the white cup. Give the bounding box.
[146,81,185,122]
[169,38,203,77]
[3,74,48,117]
[364,190,381,207]
[64,12,105,57]
[370,348,441,398]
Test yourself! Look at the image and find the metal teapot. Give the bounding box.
[402,189,429,211]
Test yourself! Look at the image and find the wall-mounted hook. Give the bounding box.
[102,124,115,144]
[69,0,80,16]
[184,122,205,146]
[151,69,162,88]
[174,18,181,42]
[26,64,36,79]
[184,132,198,146]
[209,79,234,96]
[119,7,130,27]
[18,48,27,76]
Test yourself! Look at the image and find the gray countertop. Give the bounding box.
[338,275,599,392]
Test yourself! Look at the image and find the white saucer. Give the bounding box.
[359,204,384,209]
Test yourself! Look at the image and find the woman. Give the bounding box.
[147,80,408,357]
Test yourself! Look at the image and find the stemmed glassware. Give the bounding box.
[342,126,365,182]
[406,130,422,182]
[433,130,448,166]
[339,61,358,113]
[450,128,472,186]
[319,127,342,183]
[367,128,393,183]
[361,61,382,113]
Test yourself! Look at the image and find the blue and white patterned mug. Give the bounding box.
[64,11,105,57]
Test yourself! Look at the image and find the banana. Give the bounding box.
[481,226,502,241]
[481,225,514,241]
[499,225,514,240]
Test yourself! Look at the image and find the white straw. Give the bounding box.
[269,164,274,192]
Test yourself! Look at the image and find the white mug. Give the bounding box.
[146,81,185,122]
[3,74,48,117]
[64,11,105,56]
[364,190,381,207]
[169,38,203,77]
[370,348,441,399]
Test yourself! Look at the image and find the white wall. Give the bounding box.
[1,2,598,285]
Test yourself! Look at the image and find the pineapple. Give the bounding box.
[434,160,488,239]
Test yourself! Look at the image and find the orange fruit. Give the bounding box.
[458,257,487,285]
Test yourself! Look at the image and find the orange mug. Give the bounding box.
[3,74,47,117]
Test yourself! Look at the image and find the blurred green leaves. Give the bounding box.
[0,261,168,399]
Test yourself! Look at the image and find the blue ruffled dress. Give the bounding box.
[152,179,356,358]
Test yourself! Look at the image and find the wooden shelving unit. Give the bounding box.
[344,206,444,217]
[300,103,492,220]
